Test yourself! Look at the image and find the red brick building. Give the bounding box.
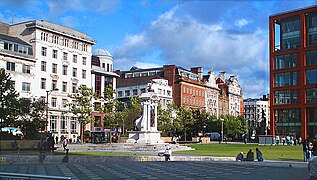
[269,6,317,140]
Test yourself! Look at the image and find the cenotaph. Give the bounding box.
[126,91,163,144]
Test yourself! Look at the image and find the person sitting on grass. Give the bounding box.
[236,152,244,161]
[246,149,254,161]
[256,148,264,161]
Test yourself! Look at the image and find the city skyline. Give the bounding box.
[0,0,316,98]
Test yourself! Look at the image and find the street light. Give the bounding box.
[220,118,224,143]
[46,89,59,132]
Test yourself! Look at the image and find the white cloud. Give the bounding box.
[114,7,268,98]
[60,16,78,28]
[235,18,248,28]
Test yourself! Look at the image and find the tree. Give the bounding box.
[69,85,95,142]
[19,98,46,138]
[157,103,175,136]
[122,97,142,130]
[174,106,194,141]
[0,69,20,128]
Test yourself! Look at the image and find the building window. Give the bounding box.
[62,65,67,75]
[71,117,77,132]
[22,82,30,92]
[306,88,317,104]
[133,89,138,96]
[64,39,69,47]
[280,16,300,50]
[41,61,46,71]
[41,32,48,41]
[73,68,77,77]
[167,90,171,96]
[62,82,67,92]
[52,63,57,73]
[63,52,68,60]
[306,69,317,85]
[52,80,57,90]
[158,88,162,95]
[82,57,86,65]
[307,14,317,46]
[82,69,86,79]
[53,35,59,44]
[53,49,58,59]
[107,64,110,72]
[50,116,57,132]
[125,90,130,96]
[118,91,122,97]
[274,53,297,70]
[51,97,57,107]
[60,116,67,132]
[94,102,101,111]
[6,62,15,71]
[73,54,77,63]
[102,63,105,68]
[62,99,68,108]
[41,47,47,56]
[95,75,101,95]
[274,71,297,87]
[41,78,46,89]
[274,90,298,105]
[72,83,77,93]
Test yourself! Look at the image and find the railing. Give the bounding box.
[0,172,71,180]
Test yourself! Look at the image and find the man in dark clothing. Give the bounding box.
[256,148,264,161]
[236,152,244,161]
[246,149,254,161]
[304,139,310,162]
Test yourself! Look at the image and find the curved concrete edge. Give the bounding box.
[0,155,235,164]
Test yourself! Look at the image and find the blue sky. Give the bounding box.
[1,0,316,98]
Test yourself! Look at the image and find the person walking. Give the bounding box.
[63,137,68,151]
[304,138,310,162]
[256,148,264,161]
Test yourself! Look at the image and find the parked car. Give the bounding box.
[1,127,23,136]
[205,132,220,141]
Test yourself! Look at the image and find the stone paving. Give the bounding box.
[0,161,310,180]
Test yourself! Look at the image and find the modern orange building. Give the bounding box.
[269,6,317,140]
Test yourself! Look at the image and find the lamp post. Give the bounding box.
[46,89,59,132]
[221,119,224,142]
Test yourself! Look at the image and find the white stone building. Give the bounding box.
[227,75,242,116]
[244,97,269,138]
[1,20,96,141]
[116,77,173,109]
[203,69,219,116]
[0,33,36,99]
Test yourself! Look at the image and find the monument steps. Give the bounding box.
[66,143,194,152]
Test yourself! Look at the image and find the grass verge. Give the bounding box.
[174,143,303,161]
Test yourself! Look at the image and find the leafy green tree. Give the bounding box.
[174,106,194,140]
[69,85,95,142]
[123,97,142,130]
[19,98,46,138]
[221,115,248,140]
[0,69,20,128]
[157,103,174,136]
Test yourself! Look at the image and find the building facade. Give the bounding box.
[244,96,269,139]
[91,49,119,131]
[269,6,317,140]
[117,65,244,117]
[1,20,96,141]
[116,76,173,109]
[0,33,36,99]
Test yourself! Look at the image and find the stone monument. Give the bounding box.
[126,91,163,144]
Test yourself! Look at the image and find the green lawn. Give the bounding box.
[174,143,303,161]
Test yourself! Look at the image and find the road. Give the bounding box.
[0,161,309,180]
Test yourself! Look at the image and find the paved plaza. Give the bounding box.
[0,161,310,180]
